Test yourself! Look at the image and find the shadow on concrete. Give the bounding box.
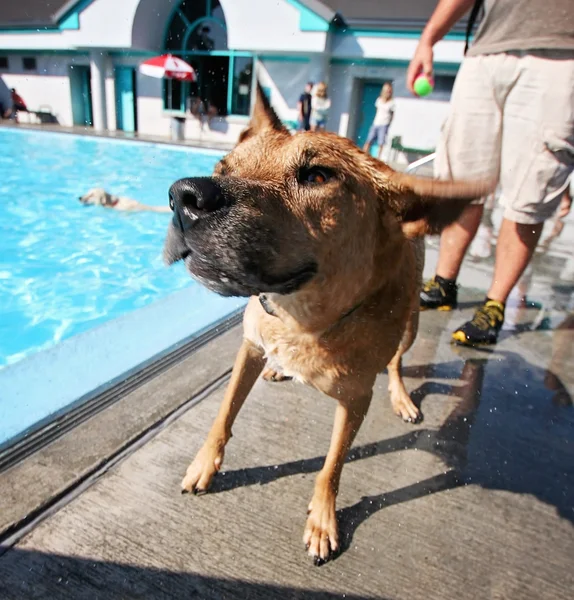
[207,349,574,561]
[0,548,384,600]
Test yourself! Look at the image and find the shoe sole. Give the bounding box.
[451,330,497,346]
[420,305,456,312]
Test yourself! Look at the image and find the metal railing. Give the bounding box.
[405,152,436,174]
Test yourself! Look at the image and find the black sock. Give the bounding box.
[435,275,456,287]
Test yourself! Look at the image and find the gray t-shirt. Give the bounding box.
[467,0,574,57]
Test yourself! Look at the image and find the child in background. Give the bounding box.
[310,82,331,132]
[363,82,395,160]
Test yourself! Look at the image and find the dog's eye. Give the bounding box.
[300,167,333,185]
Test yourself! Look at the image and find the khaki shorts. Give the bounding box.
[435,51,574,224]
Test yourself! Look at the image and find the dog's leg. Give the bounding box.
[304,393,372,563]
[181,339,265,494]
[262,367,291,382]
[387,306,421,423]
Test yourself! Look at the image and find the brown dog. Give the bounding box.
[163,85,493,563]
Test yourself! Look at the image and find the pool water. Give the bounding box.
[0,129,228,367]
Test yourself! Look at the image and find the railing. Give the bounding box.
[405,152,436,175]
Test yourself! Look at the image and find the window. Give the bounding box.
[163,0,252,117]
[0,57,8,70]
[23,57,37,71]
[231,57,253,116]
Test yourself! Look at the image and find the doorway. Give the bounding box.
[69,65,93,127]
[115,67,138,133]
[355,80,392,157]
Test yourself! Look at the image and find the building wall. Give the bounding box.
[329,62,456,162]
[0,54,82,126]
[220,0,328,53]
[332,32,465,64]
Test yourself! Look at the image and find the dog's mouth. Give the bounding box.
[168,244,317,298]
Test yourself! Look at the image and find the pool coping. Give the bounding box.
[0,321,243,541]
[0,122,236,152]
[0,284,246,451]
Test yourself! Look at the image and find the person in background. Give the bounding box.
[0,76,13,119]
[310,82,331,132]
[297,81,313,132]
[362,82,395,160]
[410,0,574,347]
[11,89,27,112]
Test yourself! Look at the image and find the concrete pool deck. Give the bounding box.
[0,236,573,599]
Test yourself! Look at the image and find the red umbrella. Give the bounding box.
[139,54,196,81]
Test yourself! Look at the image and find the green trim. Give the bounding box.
[58,0,94,30]
[0,27,59,34]
[330,57,461,71]
[258,55,310,63]
[59,12,79,29]
[0,48,89,55]
[0,0,94,32]
[285,0,330,32]
[338,28,469,41]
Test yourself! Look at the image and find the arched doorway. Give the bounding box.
[163,0,253,117]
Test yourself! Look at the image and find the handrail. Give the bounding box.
[405,152,436,174]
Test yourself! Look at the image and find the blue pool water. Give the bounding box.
[0,129,232,367]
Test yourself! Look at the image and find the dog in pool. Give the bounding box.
[79,187,171,213]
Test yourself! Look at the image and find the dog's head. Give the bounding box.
[79,188,115,207]
[164,85,493,299]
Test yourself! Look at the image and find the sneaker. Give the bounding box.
[420,276,458,311]
[452,299,505,346]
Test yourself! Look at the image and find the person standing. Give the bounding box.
[297,82,313,132]
[408,0,574,346]
[310,82,331,132]
[362,82,395,160]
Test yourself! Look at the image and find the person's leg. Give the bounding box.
[363,124,376,153]
[452,52,574,345]
[435,203,484,280]
[377,125,388,161]
[487,219,543,303]
[422,55,502,310]
[489,53,573,303]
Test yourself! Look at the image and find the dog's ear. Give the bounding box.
[239,82,288,143]
[383,171,496,238]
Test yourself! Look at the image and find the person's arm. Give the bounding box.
[297,95,304,120]
[406,0,475,93]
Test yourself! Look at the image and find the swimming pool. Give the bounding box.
[0,129,237,367]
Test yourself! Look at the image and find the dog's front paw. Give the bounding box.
[389,384,421,423]
[303,494,339,565]
[262,368,291,382]
[181,442,224,495]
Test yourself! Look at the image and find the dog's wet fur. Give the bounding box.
[163,84,493,563]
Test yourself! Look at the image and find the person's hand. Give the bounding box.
[407,41,434,94]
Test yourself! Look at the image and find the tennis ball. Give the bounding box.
[413,75,434,97]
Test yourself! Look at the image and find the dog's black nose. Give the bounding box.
[169,177,226,230]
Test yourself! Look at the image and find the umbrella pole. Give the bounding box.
[168,78,173,110]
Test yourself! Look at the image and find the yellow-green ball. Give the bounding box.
[414,75,434,97]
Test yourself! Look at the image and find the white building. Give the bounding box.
[0,0,469,157]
